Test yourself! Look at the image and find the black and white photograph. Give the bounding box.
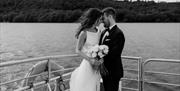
[0,0,180,91]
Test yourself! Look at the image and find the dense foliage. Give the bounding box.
[0,0,180,22]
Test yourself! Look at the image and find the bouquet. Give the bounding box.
[87,44,109,75]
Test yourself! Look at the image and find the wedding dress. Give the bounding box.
[70,30,101,91]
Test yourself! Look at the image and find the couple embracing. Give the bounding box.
[70,7,125,91]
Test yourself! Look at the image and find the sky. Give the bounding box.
[117,0,180,2]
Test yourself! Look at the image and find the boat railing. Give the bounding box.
[141,58,180,91]
[0,54,179,91]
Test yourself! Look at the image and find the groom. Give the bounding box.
[99,7,125,91]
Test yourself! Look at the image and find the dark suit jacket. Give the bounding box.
[99,25,125,79]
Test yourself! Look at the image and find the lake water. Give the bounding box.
[1,23,180,62]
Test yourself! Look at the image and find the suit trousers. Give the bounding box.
[101,75,121,91]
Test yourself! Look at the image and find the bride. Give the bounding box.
[69,8,103,91]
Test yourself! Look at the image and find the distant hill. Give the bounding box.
[0,0,179,22]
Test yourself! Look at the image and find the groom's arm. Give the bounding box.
[109,32,125,57]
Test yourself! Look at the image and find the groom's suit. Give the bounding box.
[99,25,125,91]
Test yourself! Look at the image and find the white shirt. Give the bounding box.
[109,24,116,30]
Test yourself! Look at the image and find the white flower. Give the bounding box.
[98,52,103,58]
[101,45,109,54]
[104,45,109,50]
[103,49,109,54]
[87,52,91,57]
[99,45,104,50]
[92,45,99,52]
[100,45,107,49]
[92,52,97,58]
[100,54,105,58]
[88,44,108,59]
[87,49,92,57]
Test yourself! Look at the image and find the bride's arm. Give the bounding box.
[97,23,105,43]
[76,31,93,62]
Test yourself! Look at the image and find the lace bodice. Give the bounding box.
[82,31,100,54]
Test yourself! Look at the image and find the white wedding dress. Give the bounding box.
[70,30,101,91]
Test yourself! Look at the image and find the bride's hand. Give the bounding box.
[94,59,103,66]
[89,58,96,65]
[98,58,104,64]
[92,58,102,66]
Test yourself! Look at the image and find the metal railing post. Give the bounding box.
[47,83,52,91]
[48,59,51,81]
[47,59,51,90]
[31,88,34,91]
[141,59,145,91]
[138,58,143,91]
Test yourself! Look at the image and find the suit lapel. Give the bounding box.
[99,30,106,45]
[102,25,117,44]
[108,25,117,36]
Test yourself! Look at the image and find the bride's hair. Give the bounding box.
[75,8,102,39]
